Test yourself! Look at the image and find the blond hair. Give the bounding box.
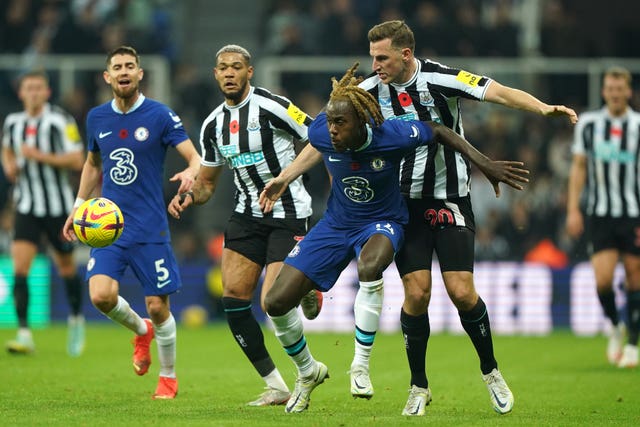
[329,62,384,127]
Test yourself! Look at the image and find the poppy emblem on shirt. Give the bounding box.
[134,127,149,141]
[230,120,239,134]
[350,162,360,171]
[119,129,129,139]
[398,93,412,107]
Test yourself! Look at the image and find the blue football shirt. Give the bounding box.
[308,112,434,227]
[86,95,190,244]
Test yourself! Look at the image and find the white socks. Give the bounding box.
[105,296,147,335]
[353,278,384,368]
[154,314,177,378]
[269,308,316,377]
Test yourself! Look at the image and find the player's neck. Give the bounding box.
[399,57,417,85]
[25,104,45,117]
[608,105,628,118]
[114,92,141,113]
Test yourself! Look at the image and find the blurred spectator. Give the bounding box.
[484,0,519,57]
[0,0,39,53]
[411,1,453,58]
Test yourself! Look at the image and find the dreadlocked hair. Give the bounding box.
[329,62,384,127]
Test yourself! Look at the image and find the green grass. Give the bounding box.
[0,324,638,426]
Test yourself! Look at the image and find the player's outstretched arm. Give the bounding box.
[428,122,529,197]
[485,80,578,125]
[259,144,323,213]
[171,139,201,195]
[168,165,221,219]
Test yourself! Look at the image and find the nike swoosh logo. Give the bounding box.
[410,125,419,138]
[491,390,508,408]
[99,131,112,138]
[157,280,171,288]
[354,378,367,390]
[328,155,341,162]
[89,211,114,220]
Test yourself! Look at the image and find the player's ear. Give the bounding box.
[139,68,144,81]
[102,70,111,84]
[247,65,254,80]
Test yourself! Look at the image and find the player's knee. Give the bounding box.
[449,287,477,310]
[264,292,283,316]
[90,292,115,314]
[357,258,386,282]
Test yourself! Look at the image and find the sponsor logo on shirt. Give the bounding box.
[229,151,266,168]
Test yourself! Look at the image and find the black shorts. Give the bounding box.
[14,212,74,254]
[224,212,309,267]
[395,196,475,276]
[587,216,640,255]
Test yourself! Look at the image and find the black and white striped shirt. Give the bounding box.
[200,86,313,219]
[359,58,491,199]
[2,103,83,217]
[572,107,640,218]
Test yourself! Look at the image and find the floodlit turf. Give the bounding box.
[0,323,638,426]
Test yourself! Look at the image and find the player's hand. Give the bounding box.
[565,209,584,238]
[543,105,578,125]
[479,160,529,197]
[62,212,78,242]
[259,177,288,213]
[168,191,193,219]
[169,169,196,195]
[21,145,43,161]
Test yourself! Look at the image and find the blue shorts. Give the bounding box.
[86,242,182,296]
[285,218,404,291]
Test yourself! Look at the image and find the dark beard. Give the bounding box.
[223,82,247,102]
[113,84,138,99]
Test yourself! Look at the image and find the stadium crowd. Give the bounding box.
[1,0,640,267]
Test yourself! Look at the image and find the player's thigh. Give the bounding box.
[265,217,308,265]
[435,226,476,309]
[88,273,120,307]
[11,213,41,274]
[264,263,315,316]
[221,248,263,299]
[395,199,435,277]
[127,243,182,296]
[356,221,404,280]
[262,261,283,300]
[224,213,268,267]
[44,214,75,254]
[622,253,640,291]
[285,218,354,292]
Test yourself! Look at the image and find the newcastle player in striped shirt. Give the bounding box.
[359,20,578,415]
[1,70,86,357]
[168,44,321,407]
[567,67,640,368]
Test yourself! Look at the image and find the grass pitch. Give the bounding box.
[0,323,638,426]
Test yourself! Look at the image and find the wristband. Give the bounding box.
[73,197,86,208]
[179,190,194,204]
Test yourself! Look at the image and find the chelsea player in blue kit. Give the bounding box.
[62,46,201,399]
[258,63,529,413]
